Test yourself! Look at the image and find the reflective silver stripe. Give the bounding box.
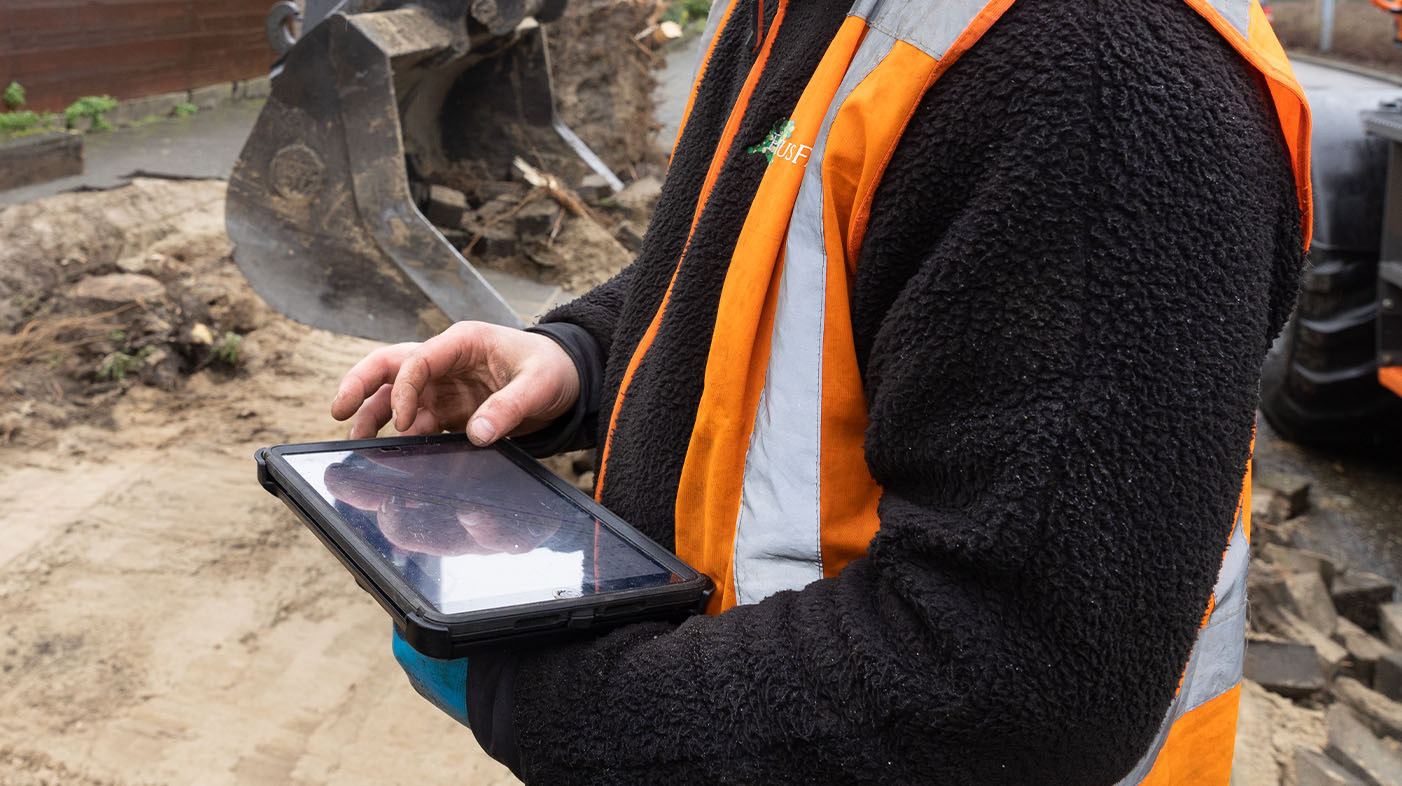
[732,0,998,604]
[854,0,997,60]
[1207,0,1253,38]
[1114,511,1248,785]
[730,13,906,605]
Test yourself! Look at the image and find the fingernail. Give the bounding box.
[468,418,496,445]
[392,409,401,431]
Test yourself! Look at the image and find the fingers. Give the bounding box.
[348,384,393,439]
[466,369,559,446]
[389,323,484,432]
[332,343,418,421]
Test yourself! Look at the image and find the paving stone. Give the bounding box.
[1296,747,1368,786]
[1326,704,1402,786]
[1334,573,1399,632]
[513,199,562,236]
[1255,471,1312,518]
[614,175,662,210]
[614,220,644,253]
[1261,543,1338,588]
[1288,571,1341,636]
[424,184,469,228]
[1255,605,1350,679]
[1380,603,1402,650]
[1335,677,1402,742]
[1246,638,1326,699]
[576,172,612,201]
[1251,486,1284,526]
[1376,651,1402,703]
[1334,618,1396,686]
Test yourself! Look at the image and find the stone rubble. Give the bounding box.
[1246,474,1402,785]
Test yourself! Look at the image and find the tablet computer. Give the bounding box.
[256,433,711,658]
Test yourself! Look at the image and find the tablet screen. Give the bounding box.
[281,441,682,614]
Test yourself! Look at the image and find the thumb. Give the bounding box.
[465,372,559,446]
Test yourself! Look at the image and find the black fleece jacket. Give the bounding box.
[470,1,1306,783]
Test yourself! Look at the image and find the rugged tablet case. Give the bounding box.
[256,433,712,658]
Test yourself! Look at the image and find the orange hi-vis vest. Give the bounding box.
[598,1,1311,782]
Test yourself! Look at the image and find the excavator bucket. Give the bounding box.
[227,0,610,342]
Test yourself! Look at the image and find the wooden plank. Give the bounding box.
[0,0,271,111]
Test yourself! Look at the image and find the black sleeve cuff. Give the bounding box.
[509,322,605,458]
[467,651,522,777]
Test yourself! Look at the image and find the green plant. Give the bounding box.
[3,81,25,109]
[663,0,711,24]
[214,332,243,365]
[98,351,139,381]
[0,111,41,135]
[109,329,127,342]
[173,102,198,117]
[64,95,119,131]
[97,346,154,380]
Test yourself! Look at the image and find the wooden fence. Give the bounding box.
[0,0,275,112]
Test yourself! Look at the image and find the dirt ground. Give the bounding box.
[0,179,529,785]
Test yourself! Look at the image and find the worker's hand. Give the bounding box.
[331,321,579,445]
[392,626,470,727]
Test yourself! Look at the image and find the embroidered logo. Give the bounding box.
[746,119,812,167]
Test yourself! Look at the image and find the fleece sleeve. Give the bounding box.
[495,5,1304,786]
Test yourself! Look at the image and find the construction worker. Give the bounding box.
[331,0,1311,782]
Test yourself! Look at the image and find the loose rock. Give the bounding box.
[68,273,166,305]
